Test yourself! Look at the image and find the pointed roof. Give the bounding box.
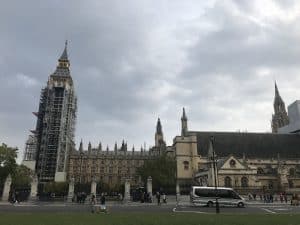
[79,139,83,152]
[51,41,71,77]
[181,107,187,120]
[274,81,284,104]
[156,118,163,135]
[59,40,69,61]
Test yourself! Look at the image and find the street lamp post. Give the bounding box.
[210,136,220,214]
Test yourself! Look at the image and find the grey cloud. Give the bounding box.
[1,0,300,161]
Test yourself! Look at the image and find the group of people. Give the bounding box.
[74,192,87,204]
[90,193,107,213]
[155,191,167,205]
[248,192,299,205]
[140,192,152,203]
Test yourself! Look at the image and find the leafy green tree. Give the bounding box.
[137,154,176,193]
[0,143,18,184]
[11,165,32,188]
[44,182,68,195]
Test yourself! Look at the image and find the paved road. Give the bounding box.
[175,204,300,214]
[1,201,300,214]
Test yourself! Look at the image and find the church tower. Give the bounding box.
[155,118,165,147]
[35,41,77,182]
[181,107,188,136]
[271,82,289,133]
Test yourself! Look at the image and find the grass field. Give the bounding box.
[1,213,300,225]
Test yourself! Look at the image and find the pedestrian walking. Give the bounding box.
[156,191,161,205]
[162,193,167,204]
[280,193,283,203]
[284,192,288,203]
[118,193,123,203]
[90,194,97,213]
[100,193,107,213]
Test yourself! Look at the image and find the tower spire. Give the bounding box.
[156,118,162,135]
[155,117,165,148]
[271,81,289,133]
[181,107,188,136]
[79,139,83,152]
[59,40,69,61]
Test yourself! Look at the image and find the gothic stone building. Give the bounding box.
[174,85,300,194]
[68,118,170,188]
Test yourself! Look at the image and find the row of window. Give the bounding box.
[72,159,143,165]
[224,176,249,188]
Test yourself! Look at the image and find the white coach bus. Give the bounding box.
[190,186,245,208]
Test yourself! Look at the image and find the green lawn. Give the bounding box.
[0,213,299,225]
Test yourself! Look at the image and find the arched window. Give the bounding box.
[224,176,232,187]
[183,161,189,170]
[241,177,248,188]
[289,168,295,176]
[257,167,264,175]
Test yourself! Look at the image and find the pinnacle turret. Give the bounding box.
[271,81,289,133]
[156,118,162,135]
[59,40,69,61]
[79,139,83,152]
[181,107,188,136]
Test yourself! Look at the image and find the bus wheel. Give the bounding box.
[207,201,213,207]
[237,202,244,208]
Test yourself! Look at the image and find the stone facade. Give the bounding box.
[195,155,300,194]
[174,105,300,194]
[68,143,155,187]
[68,119,171,187]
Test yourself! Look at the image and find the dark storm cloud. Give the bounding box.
[1,0,300,161]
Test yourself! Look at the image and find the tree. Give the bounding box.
[11,165,32,188]
[0,143,18,184]
[44,182,68,195]
[137,154,176,193]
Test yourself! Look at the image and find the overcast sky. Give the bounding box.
[1,0,300,162]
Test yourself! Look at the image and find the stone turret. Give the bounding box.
[155,118,165,147]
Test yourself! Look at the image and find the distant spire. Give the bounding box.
[121,140,125,151]
[272,81,289,133]
[98,142,102,151]
[181,107,188,136]
[88,141,92,151]
[114,142,117,151]
[59,40,69,61]
[106,145,109,151]
[79,139,83,152]
[275,81,279,98]
[132,145,135,152]
[156,118,162,135]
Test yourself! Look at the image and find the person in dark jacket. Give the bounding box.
[156,191,161,205]
[100,193,107,213]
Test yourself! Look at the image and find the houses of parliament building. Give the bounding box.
[23,43,300,193]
